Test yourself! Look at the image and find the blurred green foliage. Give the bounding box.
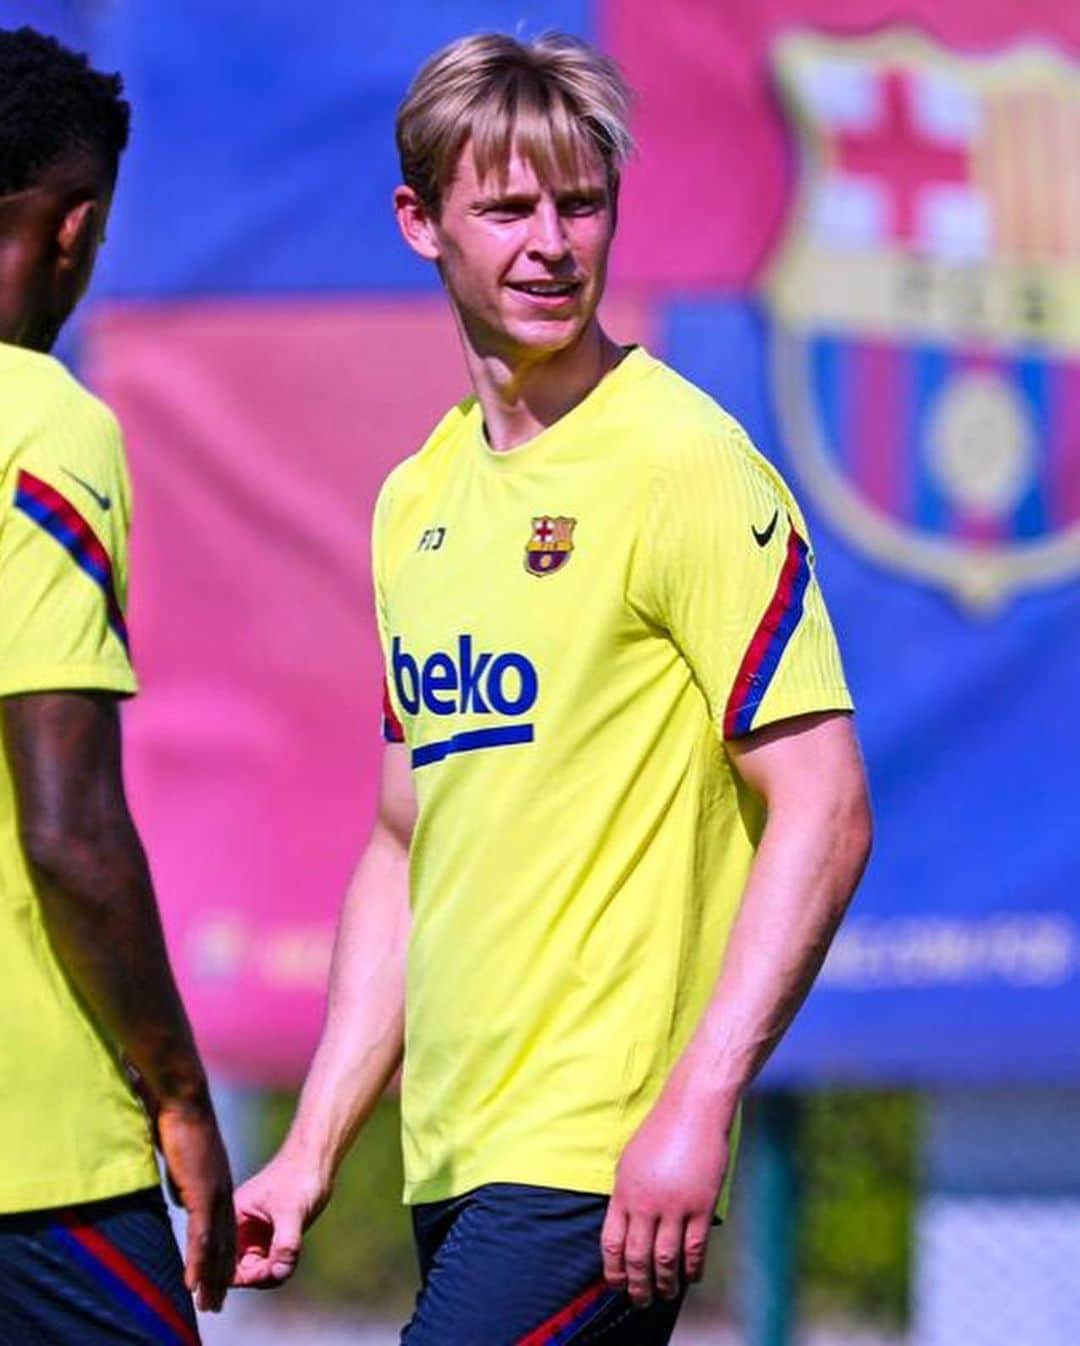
[256,1088,918,1325]
[796,1090,918,1326]
[258,1091,417,1312]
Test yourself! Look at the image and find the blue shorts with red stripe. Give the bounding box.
[0,1186,199,1345]
[401,1183,686,1345]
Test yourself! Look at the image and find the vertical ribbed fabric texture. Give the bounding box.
[629,410,850,738]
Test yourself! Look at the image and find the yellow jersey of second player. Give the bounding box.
[374,347,852,1208]
[0,342,157,1213]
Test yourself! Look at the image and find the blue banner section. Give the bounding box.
[666,296,1080,1083]
[0,0,84,48]
[77,0,593,297]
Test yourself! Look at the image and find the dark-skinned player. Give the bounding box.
[0,26,233,1344]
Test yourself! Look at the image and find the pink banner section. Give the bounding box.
[603,0,1080,291]
[85,295,654,1083]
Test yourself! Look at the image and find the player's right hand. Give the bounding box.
[156,1101,236,1313]
[232,1152,330,1289]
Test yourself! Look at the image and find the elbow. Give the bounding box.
[20,814,128,897]
[20,818,74,885]
[837,782,873,911]
[850,782,874,864]
[800,777,873,924]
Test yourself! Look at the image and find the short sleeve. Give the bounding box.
[629,418,852,740]
[0,395,137,698]
[371,475,405,744]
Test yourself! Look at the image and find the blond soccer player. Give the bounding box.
[234,32,871,1344]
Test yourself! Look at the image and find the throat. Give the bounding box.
[473,328,624,452]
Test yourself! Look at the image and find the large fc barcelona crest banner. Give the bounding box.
[14,0,1078,1084]
[762,25,1080,1082]
[768,30,1080,611]
[609,1,1080,1085]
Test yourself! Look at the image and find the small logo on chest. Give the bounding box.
[525,515,576,577]
[417,527,446,552]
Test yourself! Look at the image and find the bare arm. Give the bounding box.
[233,741,414,1287]
[603,711,872,1306]
[2,691,234,1310]
[674,710,872,1103]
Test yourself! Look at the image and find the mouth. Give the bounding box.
[506,279,583,304]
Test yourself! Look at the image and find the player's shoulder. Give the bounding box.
[0,345,123,476]
[374,394,476,524]
[635,355,792,504]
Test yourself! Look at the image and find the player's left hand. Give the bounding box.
[601,1081,734,1309]
[157,1100,236,1313]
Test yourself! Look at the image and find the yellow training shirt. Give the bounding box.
[374,348,852,1207]
[0,343,157,1212]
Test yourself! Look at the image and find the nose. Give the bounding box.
[527,200,570,262]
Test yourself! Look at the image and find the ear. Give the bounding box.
[393,185,441,262]
[56,198,102,276]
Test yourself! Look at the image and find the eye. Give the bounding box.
[480,201,531,221]
[560,195,603,217]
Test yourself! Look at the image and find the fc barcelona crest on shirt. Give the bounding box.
[766,30,1080,611]
[525,515,576,577]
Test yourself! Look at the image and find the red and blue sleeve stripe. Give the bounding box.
[723,525,812,739]
[382,677,405,743]
[13,469,130,655]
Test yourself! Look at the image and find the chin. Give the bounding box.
[509,318,588,358]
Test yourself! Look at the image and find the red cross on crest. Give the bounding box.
[831,68,971,244]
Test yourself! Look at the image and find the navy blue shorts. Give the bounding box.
[0,1186,199,1345]
[401,1183,686,1345]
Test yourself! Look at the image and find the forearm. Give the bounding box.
[669,783,870,1121]
[281,822,409,1184]
[28,822,207,1106]
[5,691,207,1107]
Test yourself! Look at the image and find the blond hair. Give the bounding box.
[396,31,634,213]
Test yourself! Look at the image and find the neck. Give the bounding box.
[0,303,58,353]
[0,293,50,353]
[0,299,53,352]
[0,191,66,352]
[460,319,622,452]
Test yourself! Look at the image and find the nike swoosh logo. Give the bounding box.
[61,468,111,511]
[752,509,779,547]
